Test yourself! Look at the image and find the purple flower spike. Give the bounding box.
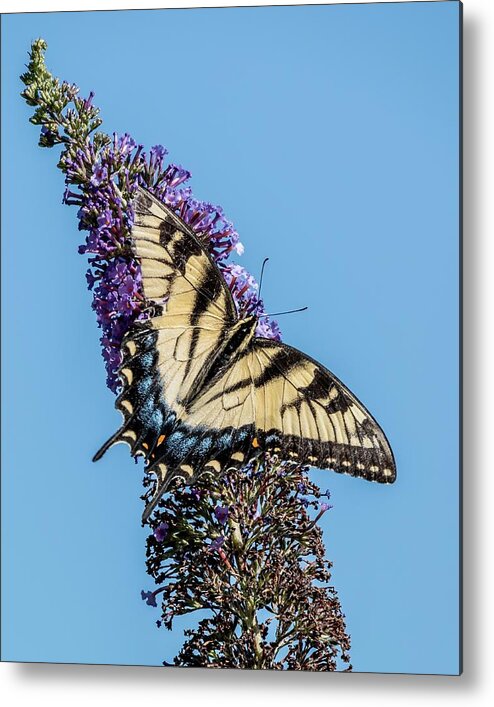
[153,522,169,542]
[214,505,229,525]
[20,46,355,670]
[141,590,158,607]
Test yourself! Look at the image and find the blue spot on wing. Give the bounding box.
[195,433,214,457]
[150,408,164,431]
[140,352,154,367]
[167,430,196,456]
[236,427,250,442]
[137,375,153,396]
[217,429,235,449]
[138,397,164,427]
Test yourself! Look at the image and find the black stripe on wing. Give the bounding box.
[133,187,238,322]
[252,339,396,484]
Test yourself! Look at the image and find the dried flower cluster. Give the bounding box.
[21,39,351,671]
[145,460,350,670]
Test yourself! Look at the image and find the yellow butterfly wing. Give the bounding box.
[187,338,396,483]
[94,186,238,460]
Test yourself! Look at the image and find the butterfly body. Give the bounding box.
[94,187,396,522]
[183,315,258,408]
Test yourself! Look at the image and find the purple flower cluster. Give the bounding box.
[221,263,281,341]
[180,199,244,262]
[142,144,245,264]
[62,127,281,392]
[61,134,146,390]
[88,258,145,390]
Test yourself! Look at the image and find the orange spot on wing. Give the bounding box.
[157,435,166,446]
[252,437,259,448]
[142,442,149,450]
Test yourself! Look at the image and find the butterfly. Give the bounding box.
[94,187,396,522]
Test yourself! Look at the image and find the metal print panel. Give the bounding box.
[1,1,462,674]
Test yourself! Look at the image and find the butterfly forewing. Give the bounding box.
[131,189,237,409]
[94,189,239,475]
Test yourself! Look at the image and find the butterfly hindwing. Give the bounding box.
[187,339,396,483]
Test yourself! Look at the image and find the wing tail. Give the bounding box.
[92,428,125,462]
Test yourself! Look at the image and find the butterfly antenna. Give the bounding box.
[258,258,269,300]
[259,306,308,318]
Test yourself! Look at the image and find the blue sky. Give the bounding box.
[1,2,460,674]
